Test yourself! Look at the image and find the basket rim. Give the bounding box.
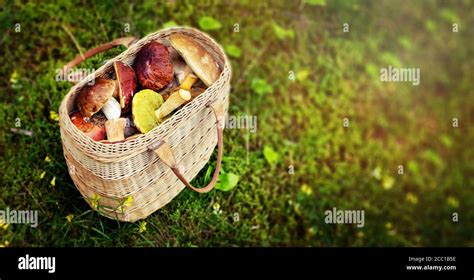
[59,26,231,151]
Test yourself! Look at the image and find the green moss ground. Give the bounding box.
[0,0,473,246]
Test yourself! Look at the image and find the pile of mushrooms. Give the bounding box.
[69,34,221,143]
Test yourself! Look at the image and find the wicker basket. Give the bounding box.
[58,27,231,222]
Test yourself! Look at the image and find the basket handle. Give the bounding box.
[148,101,224,193]
[60,36,137,83]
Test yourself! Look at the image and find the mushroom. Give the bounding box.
[169,46,192,84]
[75,76,128,141]
[113,61,137,113]
[69,111,106,141]
[168,34,221,87]
[155,89,191,121]
[105,118,127,142]
[180,73,198,90]
[101,97,126,141]
[101,97,121,120]
[76,77,116,118]
[133,41,174,92]
[132,89,164,133]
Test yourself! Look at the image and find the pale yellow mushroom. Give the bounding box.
[180,73,198,90]
[155,89,191,120]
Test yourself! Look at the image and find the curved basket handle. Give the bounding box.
[148,101,224,193]
[61,36,137,83]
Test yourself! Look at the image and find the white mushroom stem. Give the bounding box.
[105,118,126,141]
[101,97,121,120]
[155,89,191,120]
[102,97,125,141]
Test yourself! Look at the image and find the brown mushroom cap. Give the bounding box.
[169,34,221,87]
[133,41,174,92]
[76,78,115,117]
[114,61,137,112]
[168,46,192,84]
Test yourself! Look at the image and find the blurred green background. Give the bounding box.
[0,0,473,246]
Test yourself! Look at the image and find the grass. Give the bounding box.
[0,0,473,247]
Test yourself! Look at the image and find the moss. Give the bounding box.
[0,0,473,246]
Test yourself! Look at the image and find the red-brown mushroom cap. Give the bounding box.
[133,41,174,92]
[113,61,137,113]
[69,111,106,141]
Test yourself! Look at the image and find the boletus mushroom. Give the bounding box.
[132,89,164,133]
[76,77,127,141]
[169,34,221,87]
[133,41,174,92]
[105,118,127,142]
[168,46,192,84]
[76,77,116,118]
[155,89,191,121]
[113,61,137,113]
[180,73,198,90]
[102,98,127,142]
[69,111,106,141]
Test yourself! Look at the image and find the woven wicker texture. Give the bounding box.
[59,27,231,222]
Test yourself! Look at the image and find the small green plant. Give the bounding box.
[251,78,273,95]
[198,16,222,30]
